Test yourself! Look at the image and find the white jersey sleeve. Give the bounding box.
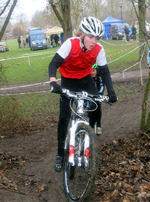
[57,38,71,59]
[96,43,107,66]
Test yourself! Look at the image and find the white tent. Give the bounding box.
[44,26,63,35]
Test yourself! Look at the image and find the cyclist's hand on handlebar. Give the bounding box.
[108,90,117,103]
[50,81,62,94]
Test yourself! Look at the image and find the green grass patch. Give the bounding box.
[100,40,141,72]
[0,38,144,85]
[0,39,59,84]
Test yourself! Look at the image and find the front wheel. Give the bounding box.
[63,123,98,201]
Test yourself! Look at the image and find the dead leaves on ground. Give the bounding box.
[92,133,150,201]
[0,152,49,195]
[0,152,26,191]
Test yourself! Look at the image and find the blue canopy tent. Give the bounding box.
[102,16,124,39]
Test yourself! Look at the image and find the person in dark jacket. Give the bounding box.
[54,34,59,47]
[50,34,54,48]
[124,26,130,42]
[17,36,21,48]
[131,25,137,41]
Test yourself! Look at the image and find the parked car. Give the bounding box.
[111,23,130,40]
[0,42,9,52]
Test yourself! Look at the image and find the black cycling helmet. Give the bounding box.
[79,16,105,38]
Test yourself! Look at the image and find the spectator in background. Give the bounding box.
[50,34,54,48]
[54,34,59,47]
[17,36,21,48]
[29,36,31,48]
[131,25,137,41]
[23,39,26,48]
[124,26,130,42]
[26,37,29,47]
[110,27,112,39]
[60,33,64,44]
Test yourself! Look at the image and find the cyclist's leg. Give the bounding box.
[58,95,71,158]
[89,102,102,135]
[96,103,102,135]
[55,95,71,172]
[97,103,101,128]
[88,105,97,128]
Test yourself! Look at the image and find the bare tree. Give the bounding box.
[129,0,150,133]
[48,0,72,39]
[0,0,18,41]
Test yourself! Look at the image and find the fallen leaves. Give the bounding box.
[0,152,27,191]
[91,133,150,201]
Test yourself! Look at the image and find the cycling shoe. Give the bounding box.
[54,155,63,172]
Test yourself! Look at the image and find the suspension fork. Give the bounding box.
[68,114,76,166]
[68,115,89,166]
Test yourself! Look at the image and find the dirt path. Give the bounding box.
[0,68,149,202]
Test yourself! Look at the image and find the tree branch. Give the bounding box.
[0,0,18,41]
[48,0,64,26]
[0,0,11,16]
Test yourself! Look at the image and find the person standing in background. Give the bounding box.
[131,25,137,41]
[17,36,21,48]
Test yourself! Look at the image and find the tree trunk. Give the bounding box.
[138,0,147,59]
[132,0,147,60]
[48,0,72,40]
[61,0,72,39]
[0,0,18,41]
[140,73,150,133]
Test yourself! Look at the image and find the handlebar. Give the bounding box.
[50,81,117,104]
[60,88,110,103]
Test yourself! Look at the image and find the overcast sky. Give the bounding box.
[12,0,47,23]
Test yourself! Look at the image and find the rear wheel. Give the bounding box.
[63,123,98,201]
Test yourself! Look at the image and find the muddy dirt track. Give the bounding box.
[0,68,149,202]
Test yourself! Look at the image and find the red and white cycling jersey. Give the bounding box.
[57,37,107,79]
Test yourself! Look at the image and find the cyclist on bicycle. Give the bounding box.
[49,16,117,172]
[91,63,104,135]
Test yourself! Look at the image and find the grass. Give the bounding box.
[0,38,144,85]
[100,40,141,71]
[0,39,59,84]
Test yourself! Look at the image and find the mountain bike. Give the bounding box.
[52,88,109,202]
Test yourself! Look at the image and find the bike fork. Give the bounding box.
[84,134,90,167]
[68,115,76,166]
[68,114,90,167]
